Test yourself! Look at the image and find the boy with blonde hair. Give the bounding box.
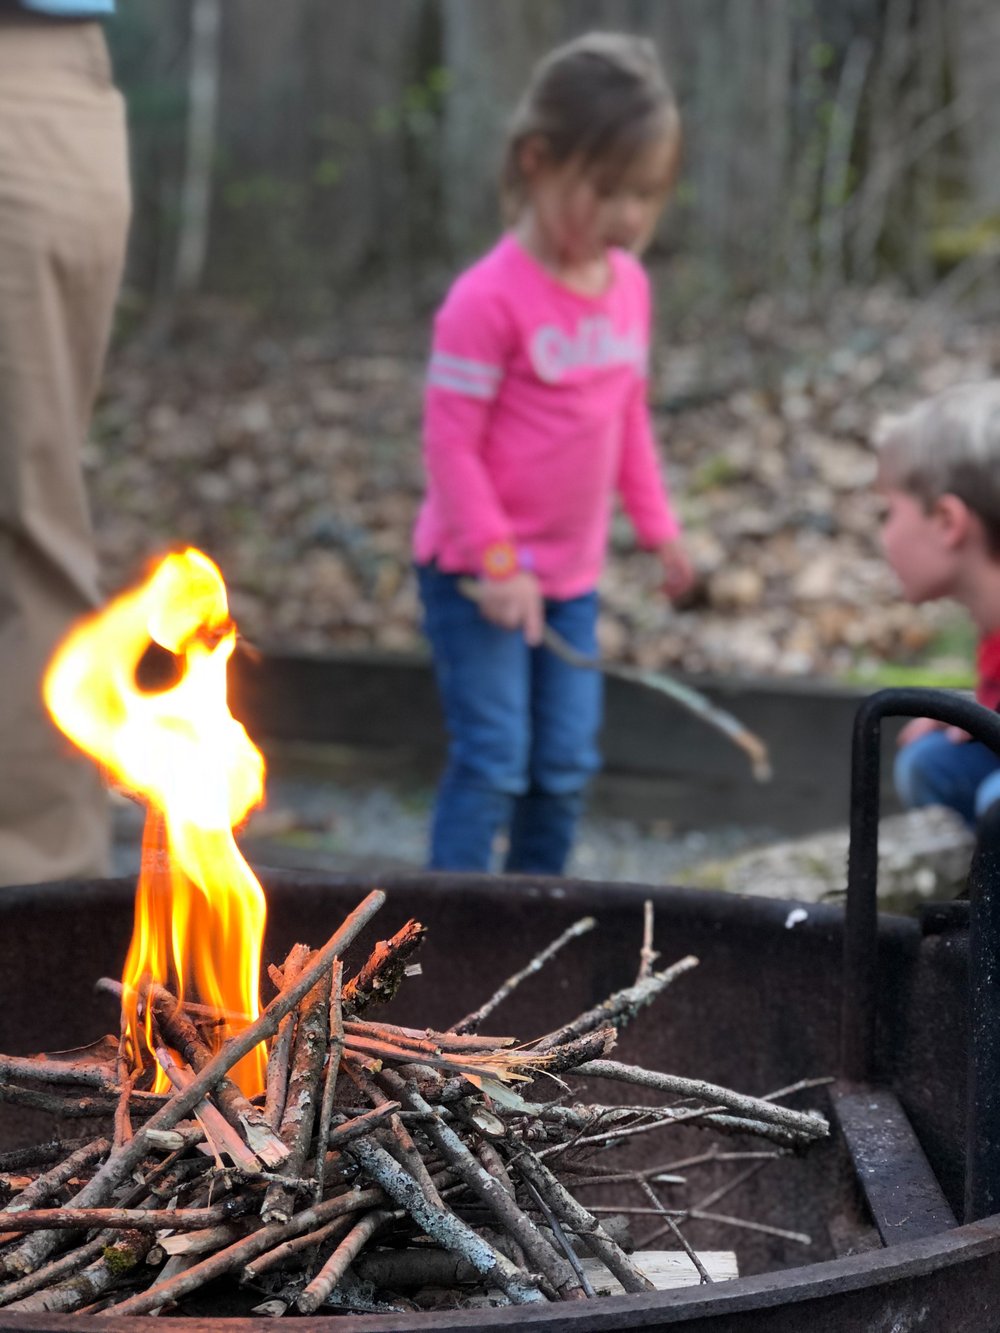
[877,381,1000,829]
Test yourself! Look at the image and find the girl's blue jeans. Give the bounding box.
[894,730,1000,829]
[417,564,602,875]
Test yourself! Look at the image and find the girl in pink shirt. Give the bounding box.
[415,31,694,874]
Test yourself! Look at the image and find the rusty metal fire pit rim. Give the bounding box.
[3,871,924,953]
[0,1213,999,1331]
[0,872,948,1329]
[260,867,925,948]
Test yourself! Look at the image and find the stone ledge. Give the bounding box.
[680,806,975,913]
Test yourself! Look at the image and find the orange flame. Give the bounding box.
[43,549,266,1094]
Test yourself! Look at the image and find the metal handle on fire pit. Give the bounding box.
[839,686,1000,1222]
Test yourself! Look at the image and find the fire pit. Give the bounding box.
[2,535,999,1326]
[3,763,1000,1331]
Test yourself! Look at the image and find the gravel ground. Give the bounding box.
[110,765,780,887]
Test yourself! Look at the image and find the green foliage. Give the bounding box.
[313,158,343,189]
[847,616,977,689]
[107,3,186,134]
[930,215,1000,265]
[809,41,835,71]
[847,662,975,689]
[222,174,304,212]
[102,1241,140,1276]
[372,65,451,141]
[688,454,745,494]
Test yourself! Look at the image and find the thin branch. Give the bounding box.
[450,916,596,1035]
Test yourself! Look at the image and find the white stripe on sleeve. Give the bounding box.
[427,350,502,400]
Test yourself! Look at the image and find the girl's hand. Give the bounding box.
[658,537,696,601]
[477,571,545,645]
[897,717,970,747]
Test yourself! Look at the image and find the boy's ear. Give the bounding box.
[935,493,975,548]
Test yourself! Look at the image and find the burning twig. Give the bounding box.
[148,982,288,1168]
[0,889,386,1280]
[263,941,311,1130]
[155,1048,261,1173]
[261,965,331,1224]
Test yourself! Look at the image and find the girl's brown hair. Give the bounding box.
[501,31,681,218]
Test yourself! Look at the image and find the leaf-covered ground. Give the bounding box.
[90,286,999,684]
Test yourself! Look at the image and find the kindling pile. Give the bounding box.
[0,890,828,1317]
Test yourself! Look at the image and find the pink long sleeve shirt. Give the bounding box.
[413,233,681,600]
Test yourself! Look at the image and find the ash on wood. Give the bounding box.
[0,890,829,1317]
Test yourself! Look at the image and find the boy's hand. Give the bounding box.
[658,537,696,602]
[477,571,544,645]
[897,717,971,747]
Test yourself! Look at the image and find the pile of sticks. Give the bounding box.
[0,890,829,1317]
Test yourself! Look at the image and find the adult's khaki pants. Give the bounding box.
[0,16,130,886]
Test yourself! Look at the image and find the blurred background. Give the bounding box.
[85,0,1000,879]
[95,0,1000,686]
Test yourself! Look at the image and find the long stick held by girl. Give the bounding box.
[414,32,694,875]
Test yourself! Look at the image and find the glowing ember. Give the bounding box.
[43,549,267,1095]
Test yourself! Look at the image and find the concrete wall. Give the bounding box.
[230,651,911,834]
